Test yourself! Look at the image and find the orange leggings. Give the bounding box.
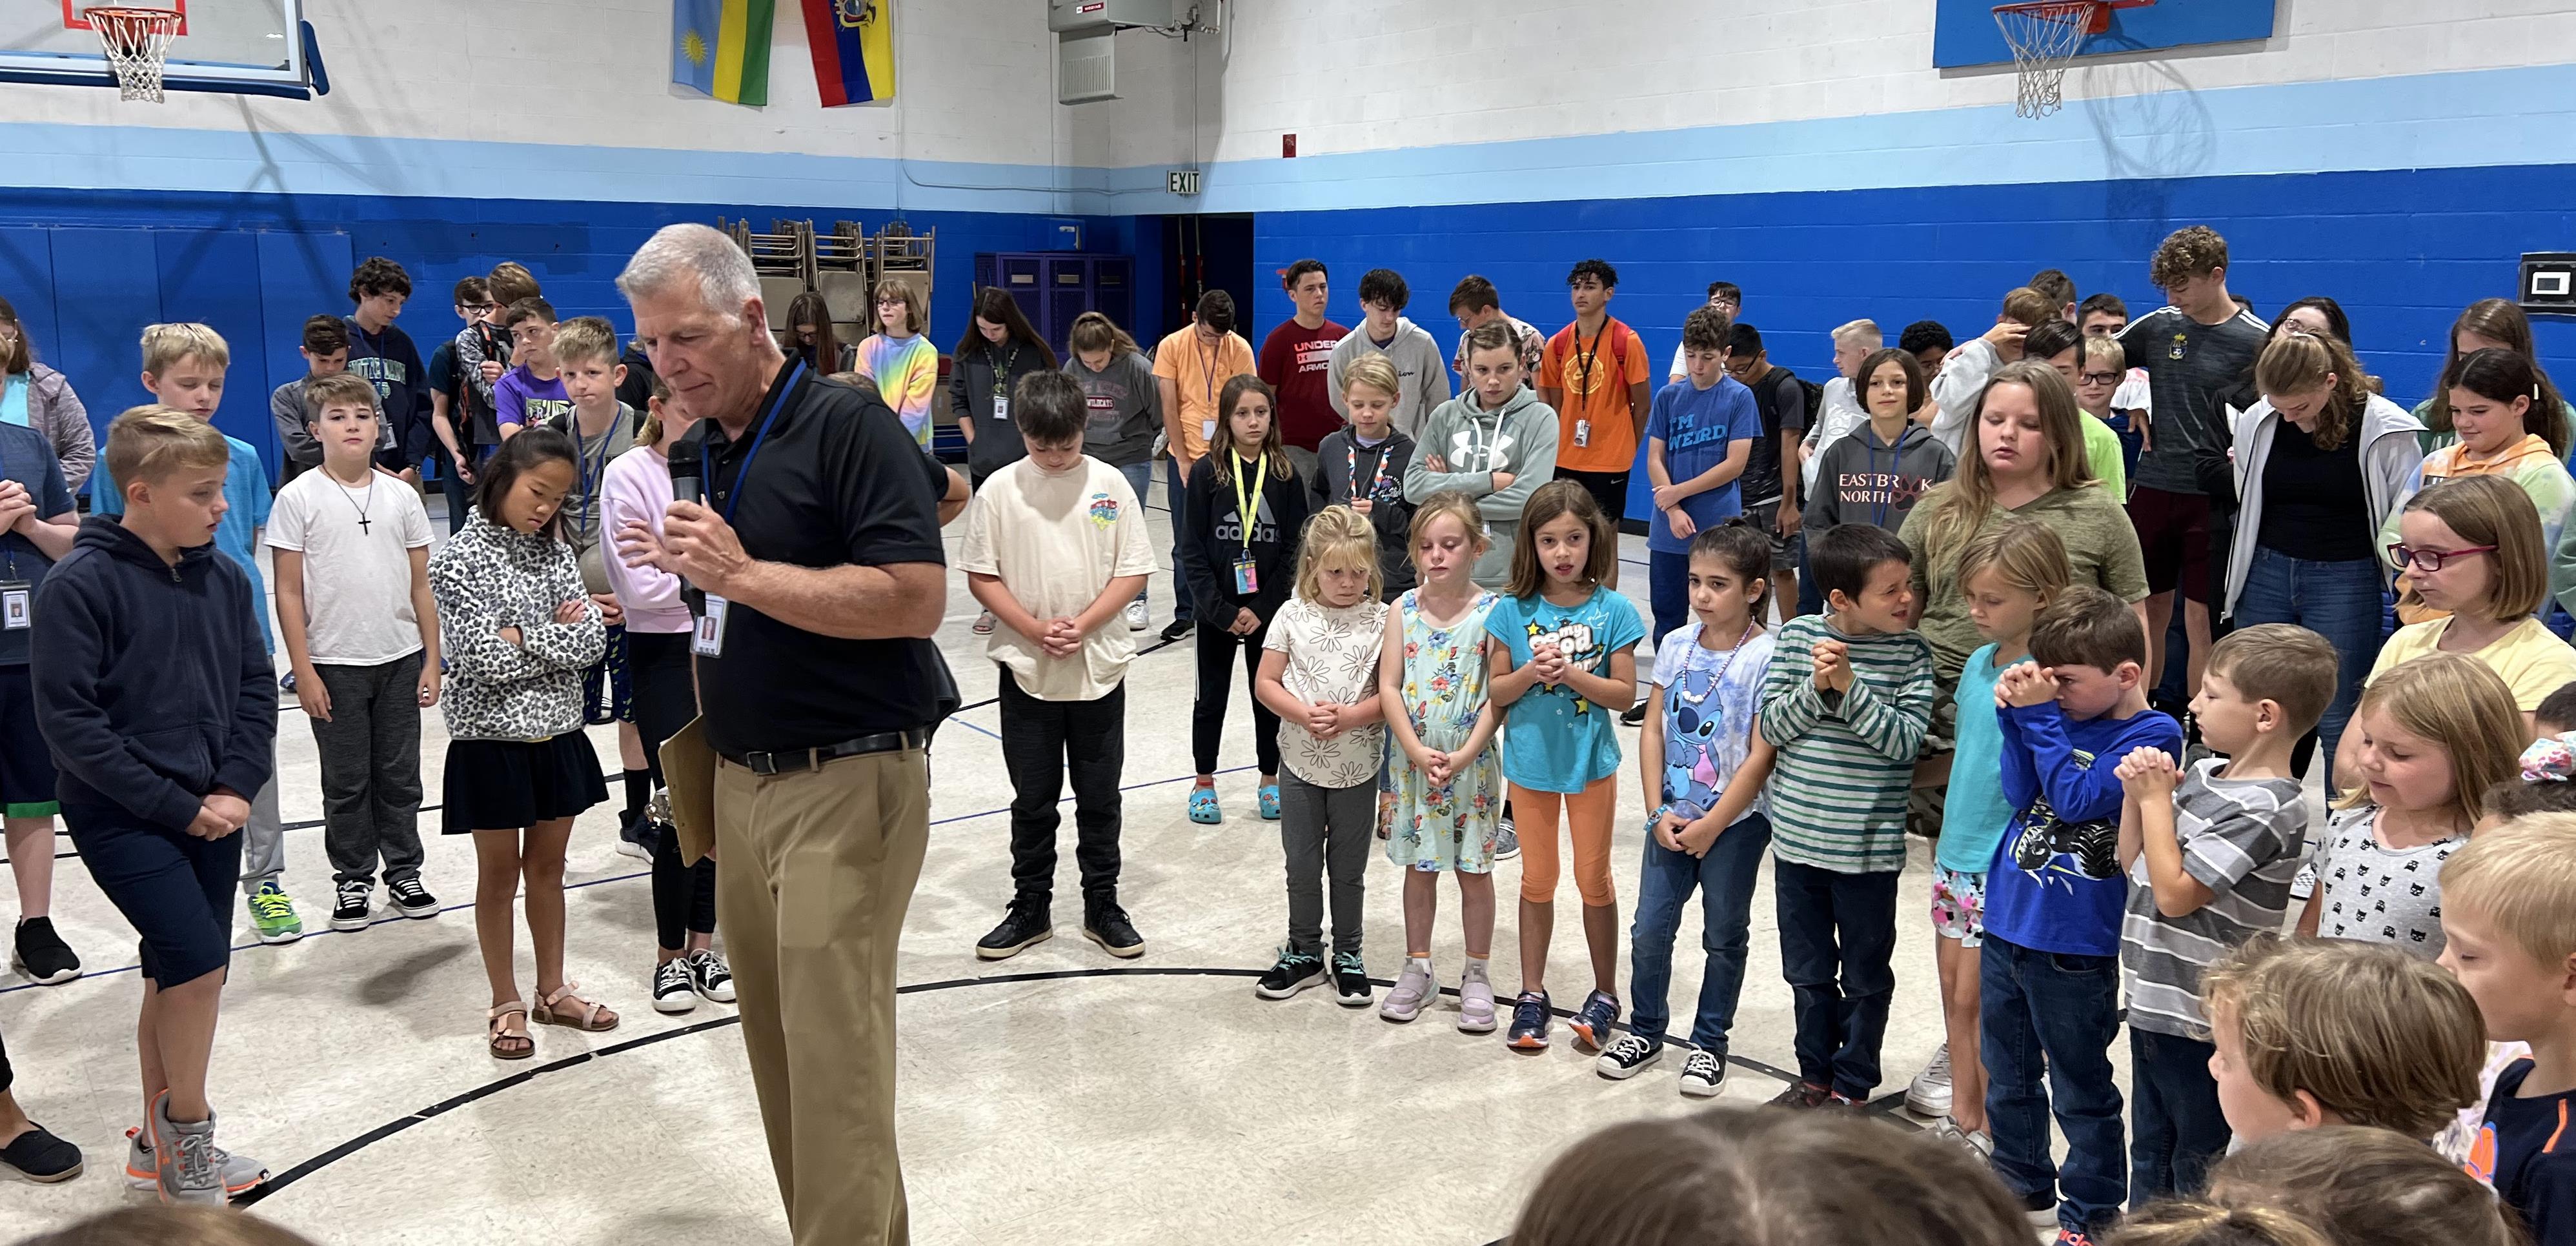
[1510,777,1618,907]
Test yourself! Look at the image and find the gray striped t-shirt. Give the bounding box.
[2119,758,2307,1038]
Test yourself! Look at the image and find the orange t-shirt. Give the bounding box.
[1152,327,1257,463]
[1539,317,1651,472]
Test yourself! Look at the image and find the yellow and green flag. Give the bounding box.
[674,0,775,106]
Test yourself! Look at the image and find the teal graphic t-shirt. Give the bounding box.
[1486,585,1645,793]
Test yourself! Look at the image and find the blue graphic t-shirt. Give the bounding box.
[1486,585,1646,793]
[93,431,274,654]
[1651,621,1774,822]
[1983,701,2183,957]
[1643,374,1761,553]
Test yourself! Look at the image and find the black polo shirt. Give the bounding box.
[691,359,948,755]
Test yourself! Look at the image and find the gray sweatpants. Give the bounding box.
[307,654,427,887]
[1279,769,1374,956]
[236,770,285,898]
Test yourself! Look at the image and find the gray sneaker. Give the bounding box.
[125,1125,267,1196]
[154,1094,260,1205]
[1380,960,1438,1022]
[1494,818,1519,861]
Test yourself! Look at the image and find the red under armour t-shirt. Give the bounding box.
[1260,318,1348,452]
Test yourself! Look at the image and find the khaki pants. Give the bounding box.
[715,747,929,1246]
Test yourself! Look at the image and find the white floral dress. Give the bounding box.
[1384,588,1503,874]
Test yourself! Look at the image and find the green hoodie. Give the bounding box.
[1403,384,1561,590]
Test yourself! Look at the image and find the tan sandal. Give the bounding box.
[487,1001,534,1061]
[532,981,618,1032]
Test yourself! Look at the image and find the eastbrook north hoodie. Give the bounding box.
[1404,385,1561,590]
[1803,419,1957,536]
[1327,316,1454,440]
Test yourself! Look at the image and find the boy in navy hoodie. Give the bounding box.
[343,256,432,481]
[1980,584,2181,1245]
[33,407,277,1205]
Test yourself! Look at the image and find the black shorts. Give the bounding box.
[442,734,609,834]
[1560,468,1631,527]
[0,665,59,817]
[2127,485,2211,601]
[64,801,239,987]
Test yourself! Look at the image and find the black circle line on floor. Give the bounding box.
[228,963,1900,1212]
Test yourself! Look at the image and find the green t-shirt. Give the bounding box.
[2082,412,2127,499]
[1901,482,2152,677]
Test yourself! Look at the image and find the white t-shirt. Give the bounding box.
[265,467,434,665]
[1263,595,1390,788]
[956,456,1159,702]
[1801,376,1869,496]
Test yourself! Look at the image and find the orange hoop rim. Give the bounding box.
[1992,0,2110,35]
[81,5,183,33]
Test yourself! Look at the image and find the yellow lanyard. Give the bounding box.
[1232,452,1265,531]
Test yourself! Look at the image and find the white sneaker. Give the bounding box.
[2291,861,2318,901]
[1906,1043,1953,1118]
[1124,598,1149,632]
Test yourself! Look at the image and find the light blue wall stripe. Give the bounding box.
[3,61,2572,217]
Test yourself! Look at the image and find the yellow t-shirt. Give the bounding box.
[2368,616,2576,712]
[1152,327,1257,463]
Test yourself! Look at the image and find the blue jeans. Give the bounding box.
[1772,858,1900,1098]
[1627,812,1770,1054]
[2131,1029,2230,1204]
[2230,547,2382,779]
[1648,548,1691,650]
[1118,459,1153,610]
[1796,534,1821,618]
[1165,454,1196,623]
[1982,932,2125,1236]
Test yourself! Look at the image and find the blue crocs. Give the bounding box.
[1188,785,1222,824]
[1258,783,1282,820]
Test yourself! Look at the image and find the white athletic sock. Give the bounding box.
[1463,956,1490,981]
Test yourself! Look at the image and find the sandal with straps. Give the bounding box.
[487,1001,534,1061]
[533,981,620,1033]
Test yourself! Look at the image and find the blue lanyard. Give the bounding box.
[571,419,614,544]
[720,361,804,525]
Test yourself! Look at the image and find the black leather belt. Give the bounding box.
[722,729,926,776]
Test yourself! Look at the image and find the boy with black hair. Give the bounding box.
[493,297,572,439]
[342,256,429,481]
[1982,584,2184,1242]
[2078,294,2129,337]
[1539,259,1651,587]
[35,407,278,1203]
[1667,280,1744,383]
[1758,522,1934,1109]
[1153,288,1258,642]
[1725,321,1810,614]
[271,315,388,485]
[1446,274,1545,385]
[1327,267,1451,441]
[2119,225,2269,712]
[1259,259,1345,454]
[1900,320,1955,380]
[962,370,1157,962]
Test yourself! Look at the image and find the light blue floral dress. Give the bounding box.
[1384,588,1503,873]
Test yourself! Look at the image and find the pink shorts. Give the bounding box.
[1931,866,1986,948]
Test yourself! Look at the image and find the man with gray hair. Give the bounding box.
[614,221,949,1246]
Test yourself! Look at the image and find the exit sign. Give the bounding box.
[1167,168,1201,196]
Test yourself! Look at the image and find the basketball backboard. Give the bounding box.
[1934,0,2275,68]
[0,0,325,97]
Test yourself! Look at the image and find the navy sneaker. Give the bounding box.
[1568,989,1621,1051]
[1506,990,1552,1051]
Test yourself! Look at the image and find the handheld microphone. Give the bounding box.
[665,437,706,612]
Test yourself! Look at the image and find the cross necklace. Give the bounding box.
[336,473,377,534]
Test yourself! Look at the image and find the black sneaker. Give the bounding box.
[1254,947,1325,1000]
[1330,950,1371,1007]
[330,879,371,932]
[1619,696,1650,727]
[386,877,440,919]
[976,898,1053,961]
[651,958,697,1014]
[1595,1032,1664,1080]
[1766,1080,1832,1110]
[10,917,79,985]
[1082,900,1144,960]
[613,809,653,861]
[2021,1189,2060,1228]
[1160,617,1193,643]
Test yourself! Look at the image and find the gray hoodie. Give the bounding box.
[1328,316,1454,439]
[2221,392,2425,620]
[1404,385,1559,590]
[1803,419,1956,536]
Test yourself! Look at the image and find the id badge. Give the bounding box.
[0,581,26,631]
[992,396,1011,423]
[1232,556,1259,595]
[692,595,728,658]
[1574,418,1591,448]
[1201,419,1218,443]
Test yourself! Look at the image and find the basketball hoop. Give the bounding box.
[82,6,182,103]
[1993,0,2107,118]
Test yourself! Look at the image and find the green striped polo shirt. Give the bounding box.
[1757,613,1936,874]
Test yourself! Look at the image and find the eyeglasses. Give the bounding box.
[2078,371,2120,386]
[459,302,495,314]
[876,297,907,308]
[2386,542,2497,572]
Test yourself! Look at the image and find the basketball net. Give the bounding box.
[1994,0,2101,118]
[84,6,183,103]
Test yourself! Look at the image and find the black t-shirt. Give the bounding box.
[1741,367,1807,507]
[617,344,659,414]
[692,360,950,754]
[2120,305,2269,496]
[2254,421,2373,562]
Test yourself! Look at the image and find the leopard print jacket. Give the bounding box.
[427,515,605,742]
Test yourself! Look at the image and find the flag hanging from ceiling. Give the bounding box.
[673,0,775,106]
[802,0,895,106]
